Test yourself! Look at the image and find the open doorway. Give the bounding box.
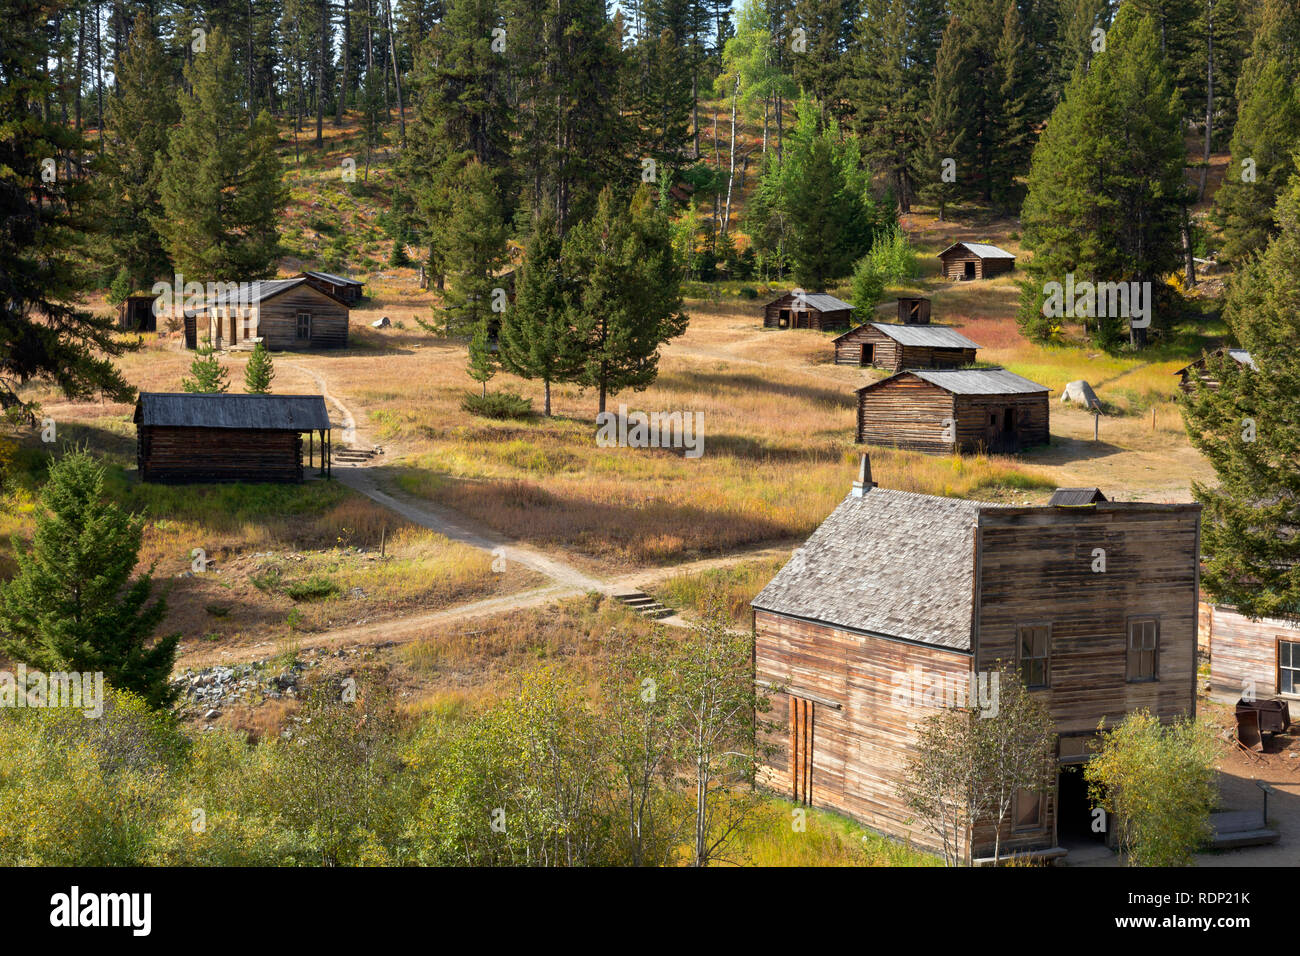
[963,260,976,280]
[860,343,874,366]
[1057,764,1106,844]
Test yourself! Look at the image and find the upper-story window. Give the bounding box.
[1127,618,1159,682]
[1017,624,1050,689]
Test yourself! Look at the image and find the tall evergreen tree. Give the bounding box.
[1017,7,1188,348]
[915,14,969,221]
[423,159,508,338]
[101,11,179,289]
[157,29,288,281]
[0,0,135,418]
[1181,173,1300,619]
[566,186,688,414]
[497,210,585,416]
[1212,0,1300,263]
[0,450,178,710]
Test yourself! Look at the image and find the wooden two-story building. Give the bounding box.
[752,462,1201,862]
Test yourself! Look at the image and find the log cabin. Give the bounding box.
[1207,604,1300,703]
[189,278,350,351]
[134,392,332,484]
[298,270,365,305]
[937,242,1016,281]
[833,322,979,370]
[856,368,1050,454]
[896,296,931,324]
[751,460,1201,862]
[1173,348,1255,394]
[117,295,157,332]
[762,291,853,331]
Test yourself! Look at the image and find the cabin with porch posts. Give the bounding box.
[762,291,853,331]
[751,461,1201,862]
[188,278,350,351]
[856,368,1049,454]
[833,323,979,370]
[133,392,333,484]
[937,242,1016,281]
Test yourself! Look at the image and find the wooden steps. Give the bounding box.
[333,447,378,464]
[613,590,674,620]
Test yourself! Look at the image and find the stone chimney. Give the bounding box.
[850,453,876,497]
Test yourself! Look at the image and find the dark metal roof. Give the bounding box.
[858,368,1049,396]
[767,291,854,312]
[300,270,364,288]
[752,488,989,650]
[134,392,331,431]
[1049,487,1108,507]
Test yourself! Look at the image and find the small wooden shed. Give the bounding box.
[896,296,931,324]
[1048,487,1108,506]
[190,278,350,351]
[1208,604,1300,702]
[856,367,1050,454]
[134,392,332,484]
[763,291,853,331]
[833,323,979,370]
[937,242,1016,281]
[1174,348,1255,393]
[298,270,365,305]
[117,295,157,332]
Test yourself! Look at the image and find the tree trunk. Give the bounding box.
[1200,3,1214,201]
[544,379,551,417]
[316,0,326,147]
[723,76,738,235]
[383,0,405,145]
[336,0,350,125]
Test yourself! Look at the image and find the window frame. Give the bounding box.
[296,311,312,340]
[1278,638,1300,698]
[1016,622,1052,690]
[1013,788,1043,831]
[1126,616,1160,683]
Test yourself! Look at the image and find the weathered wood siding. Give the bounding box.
[939,252,1015,281]
[973,505,1201,735]
[256,286,349,349]
[834,326,974,370]
[755,609,1056,858]
[755,609,976,856]
[897,297,931,324]
[1209,604,1300,701]
[951,393,1049,453]
[763,292,852,331]
[137,426,303,483]
[857,378,956,452]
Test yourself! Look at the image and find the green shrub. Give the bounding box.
[460,390,534,421]
[285,575,339,602]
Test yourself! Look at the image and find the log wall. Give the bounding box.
[138,426,304,483]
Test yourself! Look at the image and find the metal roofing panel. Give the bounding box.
[135,392,331,431]
[868,323,981,349]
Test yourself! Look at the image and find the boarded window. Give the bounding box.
[1279,640,1300,696]
[790,696,813,805]
[1018,624,1050,688]
[1014,789,1042,829]
[296,312,312,339]
[1127,618,1159,682]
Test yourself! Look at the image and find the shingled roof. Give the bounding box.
[134,393,331,431]
[752,488,988,650]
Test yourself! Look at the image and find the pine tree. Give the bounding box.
[497,211,585,416]
[422,159,508,336]
[0,0,136,419]
[1212,0,1300,263]
[915,14,969,221]
[101,12,179,289]
[787,133,866,289]
[1017,7,1188,349]
[989,0,1035,212]
[0,450,178,709]
[157,29,288,281]
[243,342,275,394]
[1181,173,1300,618]
[566,186,689,414]
[182,341,230,393]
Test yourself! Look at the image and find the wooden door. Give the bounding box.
[790,696,814,805]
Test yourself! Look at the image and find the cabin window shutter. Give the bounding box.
[1126,618,1159,682]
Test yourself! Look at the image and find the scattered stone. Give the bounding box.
[1060,379,1101,409]
[371,316,391,328]
[204,708,221,720]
